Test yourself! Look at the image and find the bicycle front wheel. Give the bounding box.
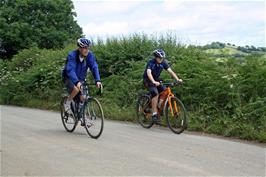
[83,97,104,139]
[165,97,187,134]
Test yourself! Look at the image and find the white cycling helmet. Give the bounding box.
[77,38,91,48]
[153,49,166,58]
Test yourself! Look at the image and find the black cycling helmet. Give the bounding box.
[153,49,166,58]
[77,38,91,48]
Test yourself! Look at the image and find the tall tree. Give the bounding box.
[0,0,82,59]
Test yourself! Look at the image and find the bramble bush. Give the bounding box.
[1,34,265,142]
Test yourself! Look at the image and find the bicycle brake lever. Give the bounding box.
[175,80,184,85]
[96,85,103,95]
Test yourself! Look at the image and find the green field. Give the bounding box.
[205,46,246,55]
[205,45,266,57]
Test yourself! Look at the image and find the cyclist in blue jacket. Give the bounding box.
[62,38,102,114]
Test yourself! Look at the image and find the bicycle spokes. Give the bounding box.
[60,97,78,132]
[165,97,187,134]
[84,106,94,126]
[137,82,187,134]
[83,98,104,139]
[64,116,75,124]
[137,94,154,128]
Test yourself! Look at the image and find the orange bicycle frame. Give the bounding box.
[159,87,178,117]
[141,86,178,117]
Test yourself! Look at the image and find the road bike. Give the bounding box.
[60,82,104,139]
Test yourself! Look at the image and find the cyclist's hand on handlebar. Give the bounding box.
[96,81,102,89]
[96,82,103,95]
[153,81,161,86]
[176,79,183,84]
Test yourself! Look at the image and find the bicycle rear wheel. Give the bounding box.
[83,97,104,139]
[165,97,187,134]
[136,94,154,128]
[60,96,78,132]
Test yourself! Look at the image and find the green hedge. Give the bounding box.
[1,34,266,142]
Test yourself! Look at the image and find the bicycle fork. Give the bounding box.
[167,96,178,117]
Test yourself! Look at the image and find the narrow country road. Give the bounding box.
[1,106,265,176]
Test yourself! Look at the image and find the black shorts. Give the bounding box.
[143,80,166,98]
[63,77,75,94]
[62,77,86,99]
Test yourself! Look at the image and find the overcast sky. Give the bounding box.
[72,0,265,47]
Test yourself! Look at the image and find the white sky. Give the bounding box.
[72,0,266,47]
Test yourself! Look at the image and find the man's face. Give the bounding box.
[79,47,89,57]
[155,57,164,64]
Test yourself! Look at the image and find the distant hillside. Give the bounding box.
[202,42,266,58]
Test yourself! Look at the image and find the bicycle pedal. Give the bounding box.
[67,112,74,117]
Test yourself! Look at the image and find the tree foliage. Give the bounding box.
[0,0,82,59]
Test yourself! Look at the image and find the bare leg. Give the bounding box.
[67,86,79,101]
[151,95,159,114]
[79,95,86,102]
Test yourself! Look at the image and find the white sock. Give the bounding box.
[66,99,71,105]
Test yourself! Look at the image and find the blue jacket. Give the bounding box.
[63,50,100,84]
